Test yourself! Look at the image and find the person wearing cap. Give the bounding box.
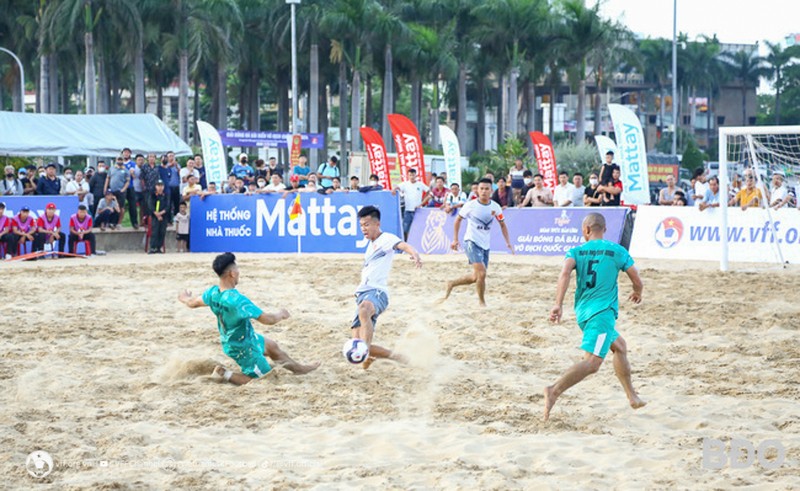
[96,189,121,231]
[34,203,65,255]
[69,205,96,255]
[1,165,23,196]
[0,202,17,258]
[281,174,302,198]
[231,154,255,184]
[768,171,791,209]
[36,163,62,196]
[317,155,341,189]
[147,180,171,253]
[12,206,37,254]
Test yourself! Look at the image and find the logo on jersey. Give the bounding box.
[654,216,683,248]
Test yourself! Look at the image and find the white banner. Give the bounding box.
[607,104,650,205]
[630,206,800,264]
[196,120,227,188]
[594,134,618,163]
[439,125,462,189]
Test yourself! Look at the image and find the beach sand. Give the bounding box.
[1,252,798,489]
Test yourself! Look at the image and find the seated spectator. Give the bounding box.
[245,181,259,195]
[174,201,190,253]
[429,176,448,207]
[673,195,687,206]
[325,177,347,194]
[584,173,602,206]
[34,202,65,255]
[66,170,92,209]
[265,174,286,193]
[519,170,535,202]
[231,154,255,183]
[69,204,96,255]
[444,183,467,214]
[267,156,284,179]
[553,171,576,207]
[233,178,246,194]
[572,173,585,207]
[730,170,763,210]
[483,171,498,191]
[699,177,721,211]
[223,175,237,194]
[282,175,303,197]
[254,176,268,193]
[0,202,18,258]
[201,181,218,200]
[1,165,23,196]
[12,206,37,254]
[96,190,121,230]
[769,172,791,209]
[36,162,62,196]
[349,176,360,191]
[658,175,679,205]
[359,174,384,192]
[301,178,320,194]
[518,174,553,207]
[597,166,623,206]
[491,177,513,208]
[254,159,268,180]
[59,168,74,195]
[182,174,203,201]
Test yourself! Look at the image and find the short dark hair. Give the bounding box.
[212,252,237,277]
[606,151,614,156]
[358,205,381,221]
[436,176,445,182]
[574,172,583,178]
[709,176,719,184]
[351,176,359,180]
[674,196,687,205]
[693,168,705,179]
[332,176,341,182]
[122,147,131,153]
[330,156,338,163]
[478,178,493,186]
[559,171,568,177]
[523,170,533,178]
[408,168,417,174]
[135,153,144,159]
[194,153,202,159]
[369,174,379,180]
[534,173,544,180]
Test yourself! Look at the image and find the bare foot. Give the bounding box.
[211,365,227,382]
[292,361,321,375]
[362,356,377,370]
[630,395,647,410]
[437,281,455,304]
[479,300,486,307]
[543,385,557,421]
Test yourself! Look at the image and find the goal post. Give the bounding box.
[718,125,800,271]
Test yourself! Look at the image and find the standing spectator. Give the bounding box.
[520,170,535,199]
[12,206,37,254]
[658,175,679,205]
[254,159,268,181]
[122,147,138,225]
[140,153,160,218]
[508,158,527,205]
[59,168,73,194]
[518,174,553,207]
[293,155,311,186]
[359,174,384,192]
[692,168,709,207]
[584,173,602,206]
[265,174,286,193]
[174,201,190,252]
[349,176,360,191]
[89,161,108,217]
[768,171,791,209]
[68,205,96,255]
[729,172,742,201]
[0,202,16,258]
[166,152,182,218]
[36,163,62,196]
[491,177,513,208]
[396,168,430,240]
[429,176,448,208]
[267,156,284,179]
[730,170,762,210]
[572,173,585,207]
[148,180,171,253]
[193,154,207,189]
[484,172,498,191]
[129,154,144,230]
[202,182,218,198]
[553,171,576,207]
[65,170,92,209]
[34,202,64,254]
[231,154,255,183]
[179,159,201,194]
[467,182,479,200]
[444,183,468,214]
[107,157,129,227]
[699,177,721,211]
[1,165,23,196]
[18,168,35,195]
[96,190,121,230]
[317,156,341,189]
[598,166,623,206]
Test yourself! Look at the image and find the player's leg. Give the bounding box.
[475,248,489,306]
[609,336,647,410]
[543,351,603,421]
[442,241,486,301]
[211,365,253,385]
[263,338,320,375]
[352,292,405,369]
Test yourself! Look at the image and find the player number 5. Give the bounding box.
[586,259,599,289]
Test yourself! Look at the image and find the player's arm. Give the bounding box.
[451,214,463,250]
[549,257,576,323]
[178,290,207,308]
[497,216,514,253]
[395,241,422,268]
[625,265,643,303]
[256,308,290,325]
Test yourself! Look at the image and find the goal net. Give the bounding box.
[718,126,800,270]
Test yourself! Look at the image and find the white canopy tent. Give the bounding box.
[0,111,191,157]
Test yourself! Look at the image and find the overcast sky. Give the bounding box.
[599,0,798,46]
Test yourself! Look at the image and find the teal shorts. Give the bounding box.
[578,309,619,359]
[231,333,272,378]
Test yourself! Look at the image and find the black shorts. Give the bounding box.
[177,233,190,242]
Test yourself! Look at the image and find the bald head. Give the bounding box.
[583,212,606,234]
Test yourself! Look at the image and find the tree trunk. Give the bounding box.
[10,68,21,112]
[193,77,201,145]
[548,83,556,142]
[217,61,227,130]
[97,49,108,114]
[350,68,361,155]
[338,61,348,163]
[659,86,665,137]
[576,76,586,143]
[239,77,247,129]
[85,32,96,114]
[689,85,696,137]
[706,84,712,150]
[382,43,393,152]
[477,75,485,153]
[310,42,319,166]
[410,74,421,131]
[249,72,260,131]
[497,73,504,147]
[430,78,440,148]
[742,86,747,126]
[320,82,329,161]
[364,73,372,130]
[111,66,121,113]
[178,50,189,140]
[135,43,145,113]
[49,54,58,113]
[457,62,467,149]
[508,67,519,139]
[527,81,536,158]
[40,53,50,113]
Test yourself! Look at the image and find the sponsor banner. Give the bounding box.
[630,206,800,263]
[648,163,678,183]
[594,134,618,163]
[407,207,628,256]
[289,134,302,169]
[439,125,462,189]
[0,196,78,238]
[387,114,427,184]
[360,127,393,190]
[608,104,650,204]
[219,130,325,149]
[190,191,402,253]
[529,131,558,189]
[196,120,228,188]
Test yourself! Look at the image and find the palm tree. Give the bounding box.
[639,38,672,136]
[764,41,800,124]
[720,49,769,126]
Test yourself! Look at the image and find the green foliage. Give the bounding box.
[0,156,39,171]
[481,135,531,178]
[681,139,707,171]
[553,141,602,177]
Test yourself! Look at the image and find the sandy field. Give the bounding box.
[1,252,799,490]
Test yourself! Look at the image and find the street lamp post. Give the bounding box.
[287,0,301,135]
[671,0,678,155]
[0,47,25,112]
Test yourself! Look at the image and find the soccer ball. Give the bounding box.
[342,339,370,364]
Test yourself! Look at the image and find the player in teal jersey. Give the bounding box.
[544,213,646,421]
[179,252,320,385]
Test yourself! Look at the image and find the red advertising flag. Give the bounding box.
[529,131,558,189]
[360,126,393,190]
[387,114,427,184]
[290,134,302,169]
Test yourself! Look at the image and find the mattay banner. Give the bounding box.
[360,126,393,190]
[529,131,558,189]
[388,114,427,184]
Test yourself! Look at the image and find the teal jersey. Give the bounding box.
[202,286,264,357]
[565,239,634,323]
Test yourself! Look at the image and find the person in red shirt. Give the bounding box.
[12,206,37,255]
[429,176,448,208]
[34,202,65,254]
[69,204,96,255]
[0,202,18,258]
[598,166,623,207]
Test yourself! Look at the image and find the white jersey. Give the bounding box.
[356,232,402,295]
[399,180,430,210]
[458,199,504,250]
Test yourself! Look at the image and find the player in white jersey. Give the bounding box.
[441,178,514,306]
[352,205,422,369]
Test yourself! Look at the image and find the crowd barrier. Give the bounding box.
[406,207,629,256]
[1,196,78,238]
[189,191,402,253]
[630,206,800,264]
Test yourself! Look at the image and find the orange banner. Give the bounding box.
[387,114,426,184]
[529,131,558,189]
[360,126,393,190]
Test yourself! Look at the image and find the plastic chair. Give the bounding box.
[17,240,33,256]
[73,240,92,256]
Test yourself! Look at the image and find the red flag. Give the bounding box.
[529,131,558,189]
[359,126,393,191]
[289,193,302,220]
[290,134,302,168]
[387,114,427,184]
